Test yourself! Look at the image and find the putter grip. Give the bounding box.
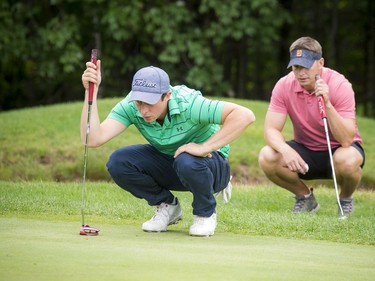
[315,74,326,118]
[88,49,98,105]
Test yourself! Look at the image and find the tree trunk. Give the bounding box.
[365,0,375,116]
[328,0,339,67]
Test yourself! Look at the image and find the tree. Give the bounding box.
[0,0,374,117]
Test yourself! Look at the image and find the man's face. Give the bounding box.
[292,58,323,92]
[134,92,170,123]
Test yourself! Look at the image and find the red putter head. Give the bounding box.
[80,225,100,236]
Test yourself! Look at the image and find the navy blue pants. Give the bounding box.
[106,144,231,217]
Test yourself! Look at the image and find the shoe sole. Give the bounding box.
[168,215,182,226]
[189,231,215,237]
[142,228,167,233]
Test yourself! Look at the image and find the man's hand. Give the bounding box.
[314,76,330,106]
[280,146,309,175]
[82,60,101,90]
[174,143,212,158]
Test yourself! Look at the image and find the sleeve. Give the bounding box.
[268,77,288,114]
[330,80,356,119]
[107,95,135,127]
[190,93,225,124]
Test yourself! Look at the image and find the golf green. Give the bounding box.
[1,217,374,281]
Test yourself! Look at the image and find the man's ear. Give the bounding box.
[164,91,172,101]
[319,58,324,69]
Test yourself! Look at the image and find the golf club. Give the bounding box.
[315,74,344,218]
[80,49,100,236]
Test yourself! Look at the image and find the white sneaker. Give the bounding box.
[142,198,182,232]
[215,176,232,203]
[189,213,217,236]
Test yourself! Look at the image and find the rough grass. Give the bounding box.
[1,181,374,245]
[1,98,374,187]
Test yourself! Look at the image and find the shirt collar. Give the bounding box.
[167,87,181,116]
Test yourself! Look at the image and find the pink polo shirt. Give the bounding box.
[269,67,362,151]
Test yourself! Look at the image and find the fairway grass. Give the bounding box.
[1,217,374,281]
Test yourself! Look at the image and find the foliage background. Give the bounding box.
[1,0,374,116]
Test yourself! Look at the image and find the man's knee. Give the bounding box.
[106,147,139,179]
[173,153,202,177]
[106,149,123,178]
[334,148,363,173]
[258,146,277,168]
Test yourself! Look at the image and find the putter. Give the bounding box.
[315,74,345,218]
[80,49,100,236]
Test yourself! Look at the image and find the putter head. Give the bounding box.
[80,225,100,236]
[338,213,349,220]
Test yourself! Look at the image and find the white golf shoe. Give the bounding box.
[189,213,217,237]
[142,198,182,232]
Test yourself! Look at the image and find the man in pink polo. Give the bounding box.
[258,36,365,218]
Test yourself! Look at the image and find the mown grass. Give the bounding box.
[2,217,374,281]
[1,98,374,187]
[1,181,374,246]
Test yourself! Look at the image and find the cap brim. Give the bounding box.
[287,58,315,69]
[128,91,162,105]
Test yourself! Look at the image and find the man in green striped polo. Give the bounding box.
[81,63,255,236]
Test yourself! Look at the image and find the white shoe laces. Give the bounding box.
[152,203,170,222]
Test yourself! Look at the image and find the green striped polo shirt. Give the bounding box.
[107,85,230,157]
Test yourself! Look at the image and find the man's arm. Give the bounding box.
[264,111,307,174]
[315,78,356,147]
[264,111,289,153]
[322,104,355,148]
[174,102,255,158]
[81,60,126,147]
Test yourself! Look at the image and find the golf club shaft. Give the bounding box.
[316,75,344,216]
[81,104,92,226]
[81,49,98,226]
